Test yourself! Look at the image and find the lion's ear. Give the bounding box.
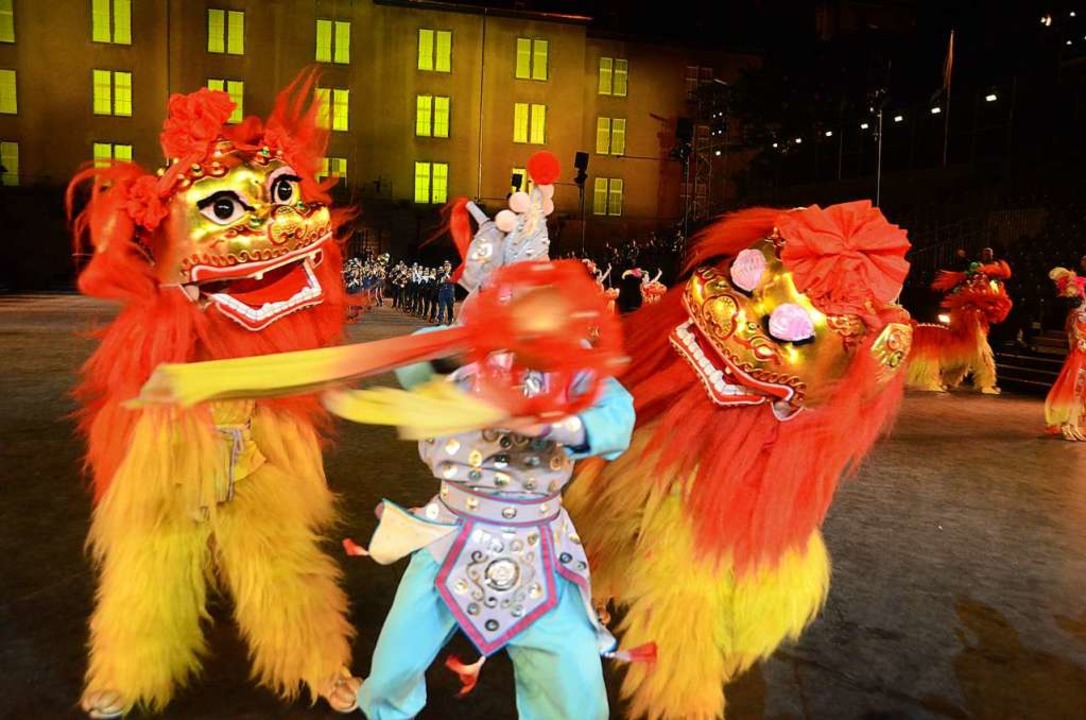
[869,322,912,386]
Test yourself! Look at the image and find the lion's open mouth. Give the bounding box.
[670,320,803,422]
[185,244,326,331]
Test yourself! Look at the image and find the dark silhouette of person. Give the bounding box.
[617,268,644,314]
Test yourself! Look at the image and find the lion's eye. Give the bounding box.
[271,176,300,205]
[197,191,251,225]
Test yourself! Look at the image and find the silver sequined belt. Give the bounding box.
[439,482,561,526]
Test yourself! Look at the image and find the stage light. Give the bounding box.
[824,130,833,137]
[1071,11,1077,17]
[772,142,779,148]
[1068,39,1074,45]
[794,137,803,144]
[938,313,951,324]
[714,149,721,156]
[893,115,904,122]
[985,93,998,102]
[1042,14,1052,26]
[931,106,942,114]
[860,122,869,130]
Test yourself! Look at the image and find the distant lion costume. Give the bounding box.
[906,257,1012,394]
[68,72,359,717]
[1044,267,1086,441]
[565,200,913,720]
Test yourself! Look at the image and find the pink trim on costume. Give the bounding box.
[435,522,560,656]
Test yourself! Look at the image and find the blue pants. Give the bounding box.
[357,550,608,720]
[436,292,455,325]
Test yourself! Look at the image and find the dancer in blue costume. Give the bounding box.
[356,153,636,720]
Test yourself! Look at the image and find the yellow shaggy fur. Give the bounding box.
[567,428,830,720]
[83,406,353,714]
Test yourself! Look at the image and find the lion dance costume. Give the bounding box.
[906,257,1012,394]
[1044,267,1086,441]
[68,73,359,718]
[565,200,913,720]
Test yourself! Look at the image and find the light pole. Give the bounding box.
[574,154,588,255]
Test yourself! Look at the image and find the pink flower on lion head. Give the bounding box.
[778,200,910,316]
[159,88,236,160]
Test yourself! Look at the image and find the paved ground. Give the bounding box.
[1,295,1084,720]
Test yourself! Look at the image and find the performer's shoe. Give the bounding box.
[80,689,127,719]
[1060,423,1085,441]
[980,386,1002,395]
[321,668,362,714]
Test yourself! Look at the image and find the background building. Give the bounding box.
[0,0,759,290]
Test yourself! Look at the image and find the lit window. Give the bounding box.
[207,79,243,123]
[598,58,612,95]
[92,70,130,116]
[514,103,545,144]
[0,69,15,114]
[614,59,628,97]
[593,178,623,216]
[0,141,18,186]
[418,29,452,72]
[513,103,528,143]
[596,117,628,155]
[317,87,349,131]
[515,37,548,80]
[432,162,448,203]
[529,104,546,144]
[593,177,607,215]
[433,96,450,138]
[316,19,350,64]
[611,118,626,155]
[318,157,348,182]
[415,95,451,138]
[416,95,432,137]
[93,142,133,167]
[511,167,527,193]
[414,161,449,204]
[208,9,244,55]
[0,0,14,43]
[608,178,624,215]
[599,58,627,96]
[114,71,132,116]
[92,0,130,44]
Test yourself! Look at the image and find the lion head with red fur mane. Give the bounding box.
[614,201,913,571]
[68,70,350,501]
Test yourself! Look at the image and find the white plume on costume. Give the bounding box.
[458,173,555,294]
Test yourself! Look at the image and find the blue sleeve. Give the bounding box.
[565,377,635,461]
[392,325,448,390]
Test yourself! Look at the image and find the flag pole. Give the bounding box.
[942,29,954,167]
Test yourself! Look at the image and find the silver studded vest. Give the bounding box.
[414,426,613,655]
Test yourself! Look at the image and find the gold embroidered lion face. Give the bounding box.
[671,239,911,416]
[158,148,333,331]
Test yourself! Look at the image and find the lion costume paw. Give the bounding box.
[322,668,362,713]
[80,689,127,719]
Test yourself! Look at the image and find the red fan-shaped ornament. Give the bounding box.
[458,259,627,420]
